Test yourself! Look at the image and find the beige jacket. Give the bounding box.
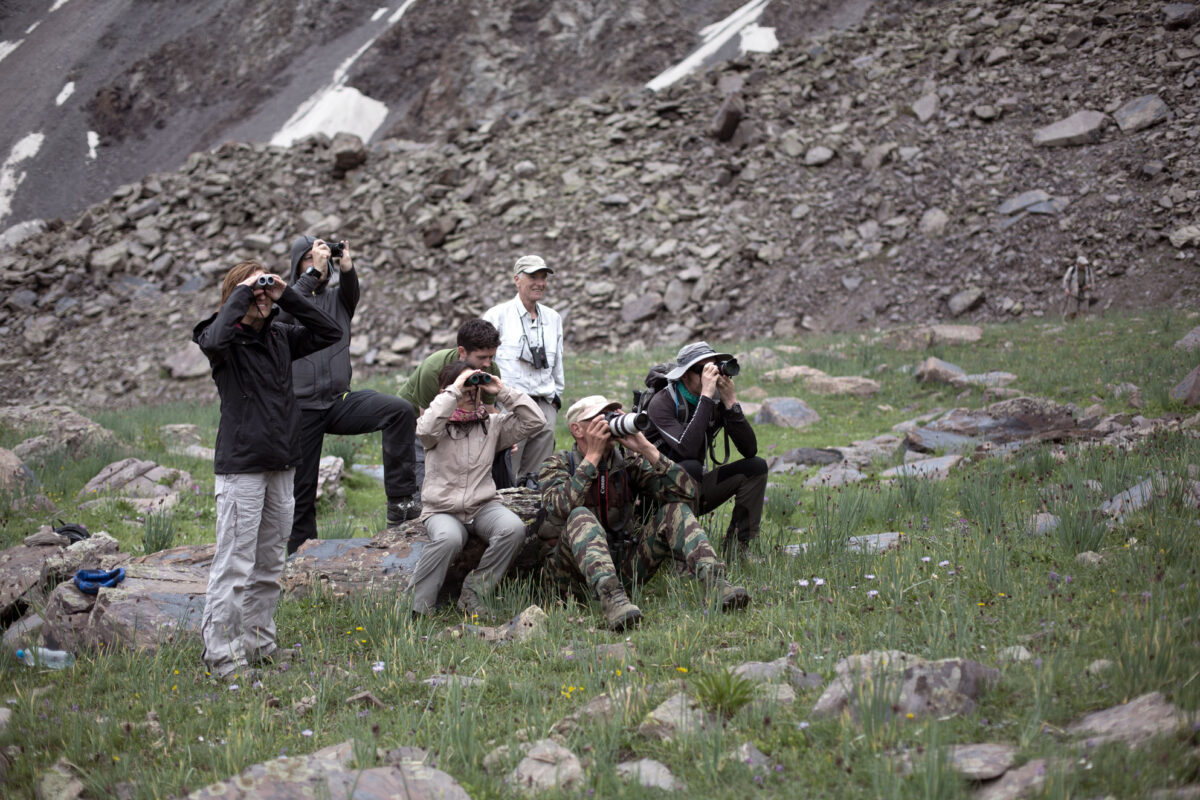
[416,385,545,522]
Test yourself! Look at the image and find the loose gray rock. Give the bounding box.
[915,357,966,384]
[732,656,824,689]
[1033,110,1108,147]
[804,146,834,166]
[638,693,711,741]
[946,743,1017,781]
[910,92,939,123]
[1075,551,1103,567]
[184,739,470,799]
[919,208,948,235]
[1067,692,1196,747]
[805,463,867,488]
[1026,513,1060,536]
[1162,3,1200,29]
[845,531,905,553]
[507,739,583,795]
[947,287,985,316]
[998,645,1033,663]
[616,759,686,791]
[976,759,1052,800]
[1174,326,1200,352]
[621,292,663,323]
[1113,95,1171,132]
[163,342,210,379]
[756,397,821,429]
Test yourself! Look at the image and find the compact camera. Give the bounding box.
[324,239,345,259]
[716,358,740,378]
[526,344,549,370]
[255,275,276,288]
[467,372,492,386]
[604,410,650,438]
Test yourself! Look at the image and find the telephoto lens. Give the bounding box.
[467,372,493,386]
[716,358,740,378]
[605,410,650,438]
[255,275,276,287]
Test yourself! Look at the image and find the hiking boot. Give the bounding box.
[457,587,487,620]
[722,534,751,561]
[715,579,751,611]
[387,495,421,526]
[249,646,296,668]
[597,578,642,632]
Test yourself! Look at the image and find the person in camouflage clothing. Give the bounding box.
[538,395,750,631]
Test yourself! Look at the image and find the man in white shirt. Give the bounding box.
[483,255,565,483]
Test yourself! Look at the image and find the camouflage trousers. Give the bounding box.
[546,502,723,597]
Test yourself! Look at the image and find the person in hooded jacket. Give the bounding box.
[193,260,340,682]
[281,236,420,555]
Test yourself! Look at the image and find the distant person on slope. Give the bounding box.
[193,260,340,682]
[282,235,419,556]
[483,255,565,487]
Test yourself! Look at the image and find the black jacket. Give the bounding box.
[282,235,360,411]
[646,382,757,467]
[193,284,341,474]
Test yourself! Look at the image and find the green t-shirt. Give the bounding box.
[397,348,502,411]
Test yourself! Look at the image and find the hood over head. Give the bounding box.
[289,235,337,288]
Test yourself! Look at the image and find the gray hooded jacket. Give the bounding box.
[282,234,360,410]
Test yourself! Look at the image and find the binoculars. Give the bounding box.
[255,275,276,288]
[467,372,493,386]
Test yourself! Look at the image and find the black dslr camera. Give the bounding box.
[254,275,276,288]
[466,372,492,386]
[716,357,740,378]
[604,409,650,438]
[324,239,345,259]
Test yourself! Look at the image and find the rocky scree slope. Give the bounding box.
[1,0,1197,409]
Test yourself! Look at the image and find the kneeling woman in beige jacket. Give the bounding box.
[408,360,545,617]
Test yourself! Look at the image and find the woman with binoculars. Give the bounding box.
[406,361,545,618]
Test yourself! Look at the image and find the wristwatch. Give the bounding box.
[304,266,322,279]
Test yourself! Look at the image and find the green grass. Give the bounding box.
[1,309,1199,797]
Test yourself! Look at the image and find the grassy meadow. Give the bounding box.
[1,309,1198,798]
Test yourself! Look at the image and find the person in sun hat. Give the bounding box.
[537,394,750,631]
[482,255,565,486]
[645,341,767,559]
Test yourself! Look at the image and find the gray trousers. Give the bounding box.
[408,501,525,614]
[512,397,557,478]
[202,470,294,677]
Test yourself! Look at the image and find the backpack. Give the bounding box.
[54,520,91,544]
[634,362,730,467]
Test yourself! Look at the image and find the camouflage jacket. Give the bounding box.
[538,445,697,538]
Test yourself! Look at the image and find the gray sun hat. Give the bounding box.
[666,341,732,381]
[513,254,554,276]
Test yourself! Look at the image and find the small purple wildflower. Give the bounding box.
[921,556,931,563]
[867,590,879,598]
[939,560,949,567]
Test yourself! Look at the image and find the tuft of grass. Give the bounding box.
[142,510,178,554]
[692,670,757,720]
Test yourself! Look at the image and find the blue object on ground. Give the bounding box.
[73,567,126,594]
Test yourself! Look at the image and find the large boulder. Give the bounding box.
[76,458,195,514]
[1033,110,1108,147]
[1065,692,1196,747]
[915,397,1080,446]
[506,739,584,796]
[186,740,469,799]
[0,531,121,625]
[756,398,820,429]
[1171,365,1200,406]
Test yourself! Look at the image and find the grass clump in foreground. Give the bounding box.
[1,310,1198,798]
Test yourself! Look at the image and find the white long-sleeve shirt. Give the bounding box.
[483,295,565,400]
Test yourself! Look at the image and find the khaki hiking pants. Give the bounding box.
[201,470,294,678]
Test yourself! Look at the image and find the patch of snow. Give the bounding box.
[0,40,23,65]
[646,0,777,92]
[50,0,71,11]
[740,23,778,53]
[87,131,100,160]
[272,0,422,146]
[371,7,389,21]
[272,86,389,147]
[25,21,40,35]
[56,82,75,105]
[0,132,45,223]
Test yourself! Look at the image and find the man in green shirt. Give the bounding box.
[398,319,503,490]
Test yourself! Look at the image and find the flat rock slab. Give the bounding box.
[950,743,1018,780]
[1171,365,1200,406]
[905,427,980,455]
[1113,94,1170,132]
[805,464,866,488]
[976,758,1052,800]
[813,650,999,721]
[756,398,821,429]
[732,656,824,689]
[1067,692,1194,747]
[0,532,121,623]
[639,692,712,741]
[1100,475,1163,519]
[922,397,1078,445]
[835,434,903,468]
[617,758,686,791]
[42,557,208,654]
[284,537,423,598]
[916,356,966,384]
[0,405,116,459]
[551,686,641,736]
[846,531,905,553]
[1033,110,1107,147]
[76,458,195,514]
[185,739,470,799]
[507,739,583,795]
[880,455,962,480]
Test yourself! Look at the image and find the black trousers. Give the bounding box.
[287,390,416,554]
[675,456,768,544]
